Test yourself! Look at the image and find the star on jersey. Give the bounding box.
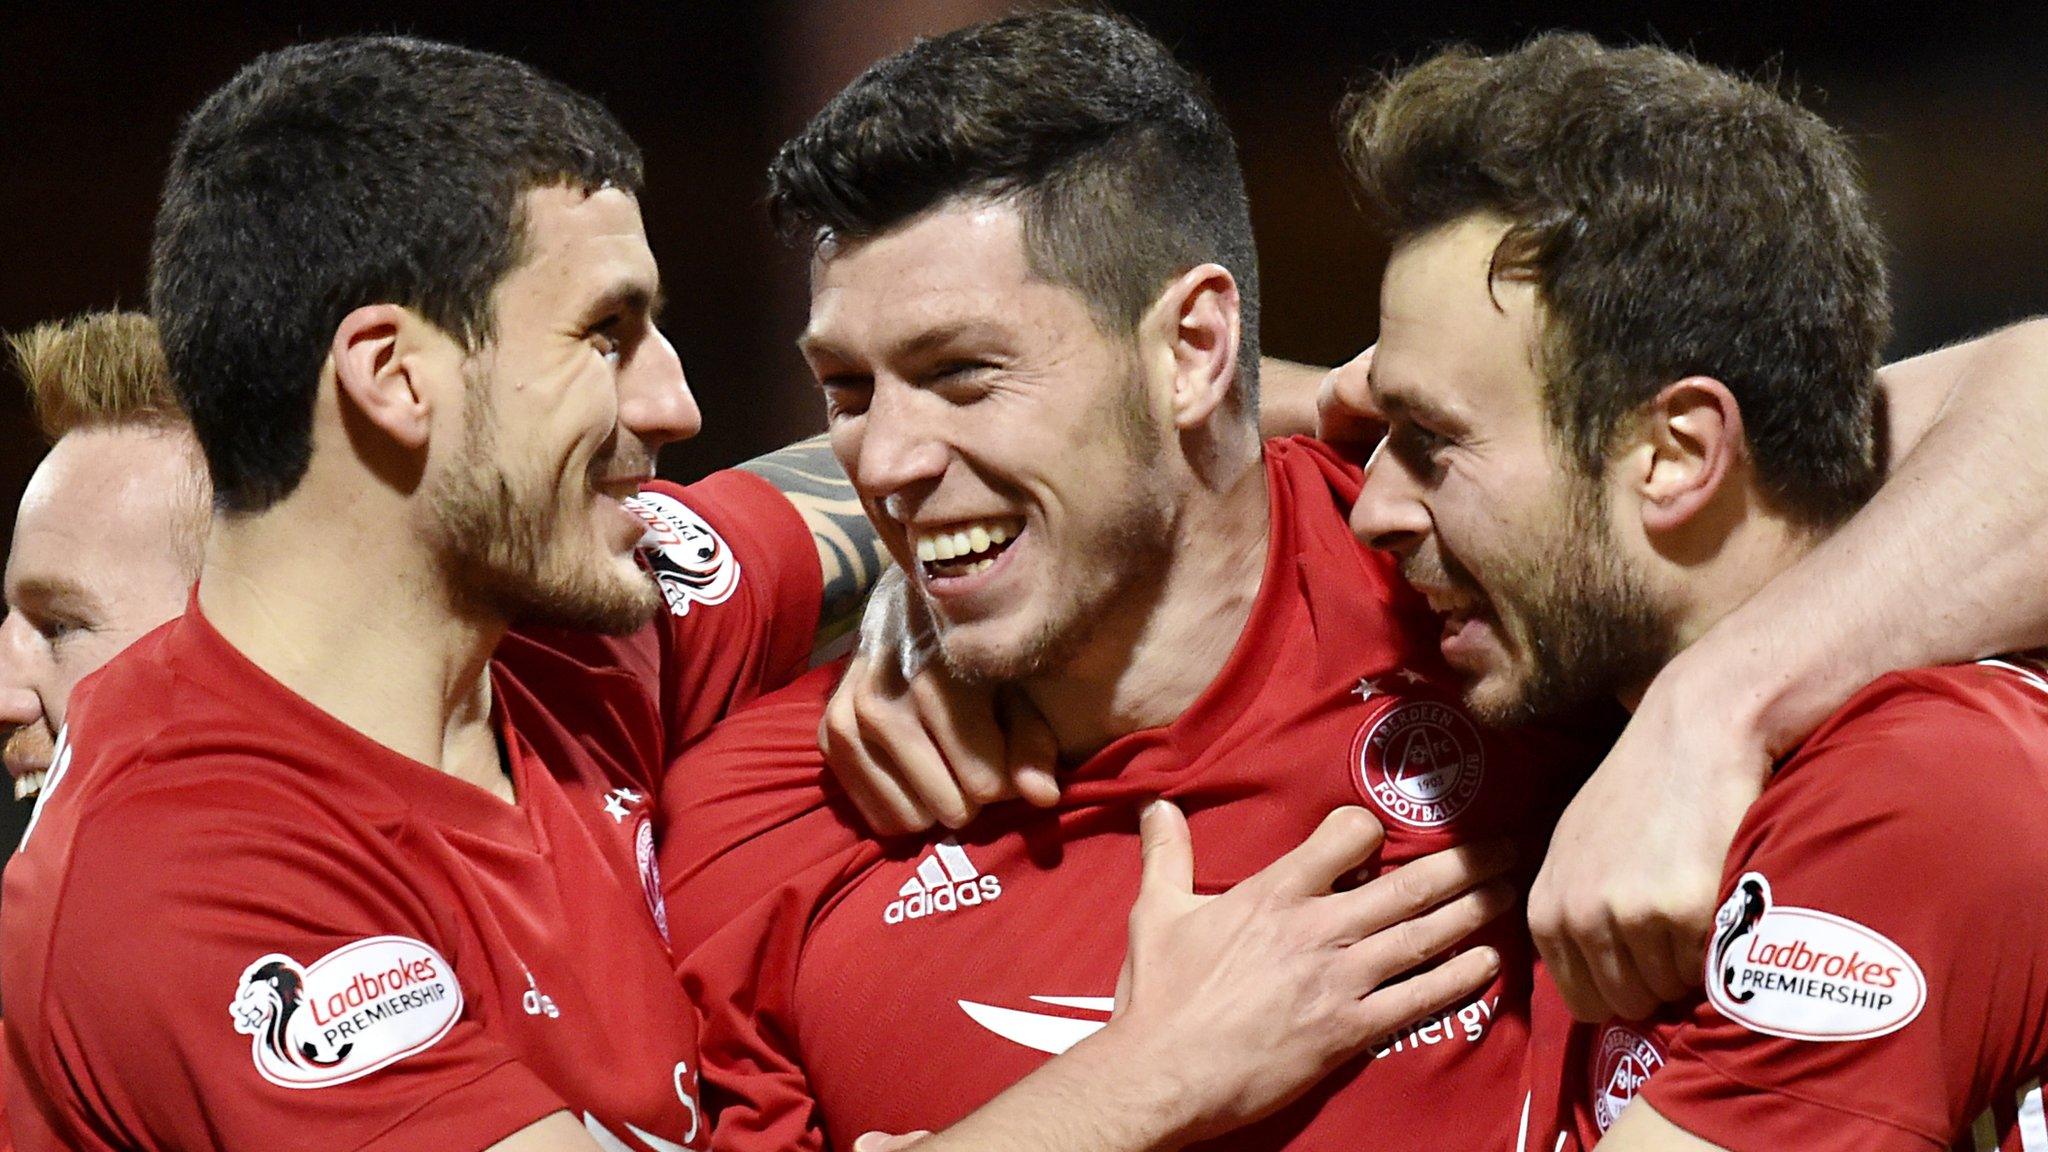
[1354,668,1431,703]
[602,788,645,824]
[1352,678,1380,702]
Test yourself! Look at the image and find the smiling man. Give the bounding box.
[664,12,1592,1152]
[0,313,204,805]
[0,41,849,1152]
[1343,34,2048,1151]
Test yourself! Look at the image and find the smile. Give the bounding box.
[912,516,1025,579]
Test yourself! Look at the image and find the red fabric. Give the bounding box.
[667,438,1600,1152]
[1,472,817,1152]
[1523,662,2048,1152]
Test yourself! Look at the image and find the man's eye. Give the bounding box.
[592,330,622,364]
[30,615,86,644]
[820,378,872,419]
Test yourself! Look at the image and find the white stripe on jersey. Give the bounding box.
[1516,1091,1532,1152]
[1977,658,2048,697]
[2018,1079,2047,1152]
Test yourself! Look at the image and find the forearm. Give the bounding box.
[1682,317,2048,753]
[1257,357,1327,440]
[903,1026,1198,1152]
[737,432,891,641]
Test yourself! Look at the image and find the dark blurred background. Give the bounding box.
[1,0,2045,839]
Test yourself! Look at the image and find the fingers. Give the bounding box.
[1261,806,1386,898]
[1315,345,1383,449]
[905,672,1012,810]
[1584,938,1660,1022]
[1336,839,1514,936]
[821,659,936,835]
[1136,799,1195,904]
[1351,945,1501,1051]
[1340,879,1516,987]
[1541,932,1611,1023]
[998,690,1062,808]
[1625,926,1692,1007]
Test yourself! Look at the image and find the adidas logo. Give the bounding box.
[883,840,1002,925]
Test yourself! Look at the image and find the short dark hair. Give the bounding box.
[1343,33,1887,529]
[151,35,644,513]
[767,9,1262,406]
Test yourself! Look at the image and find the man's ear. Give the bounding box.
[1148,263,1242,431]
[1632,376,1745,535]
[329,304,437,450]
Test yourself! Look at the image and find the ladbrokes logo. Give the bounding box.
[884,840,1001,925]
[1707,871,1925,1042]
[230,936,462,1088]
[625,492,740,617]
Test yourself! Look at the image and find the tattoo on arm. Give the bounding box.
[739,433,890,641]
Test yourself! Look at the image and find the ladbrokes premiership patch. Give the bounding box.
[230,936,462,1088]
[1350,698,1485,829]
[1706,871,1925,1042]
[625,491,741,616]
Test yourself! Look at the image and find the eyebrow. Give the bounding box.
[584,280,666,328]
[5,575,103,620]
[798,318,1006,367]
[1367,364,1465,430]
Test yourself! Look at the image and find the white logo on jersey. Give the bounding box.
[1591,1024,1664,1132]
[958,995,1113,1055]
[1707,871,1925,1041]
[229,936,462,1089]
[1372,993,1496,1059]
[883,840,1002,924]
[17,724,73,850]
[1351,698,1485,829]
[624,492,740,616]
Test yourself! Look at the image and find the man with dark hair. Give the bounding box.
[0,39,888,1152]
[1343,33,2048,1150]
[667,12,1583,1151]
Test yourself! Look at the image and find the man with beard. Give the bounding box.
[1343,34,2048,1151]
[666,13,1595,1152]
[0,42,879,1152]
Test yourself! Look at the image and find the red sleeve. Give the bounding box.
[660,664,883,1152]
[1642,669,2048,1151]
[22,767,559,1152]
[633,471,824,755]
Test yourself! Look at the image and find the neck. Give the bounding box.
[198,481,510,798]
[1619,509,1827,712]
[1024,448,1271,758]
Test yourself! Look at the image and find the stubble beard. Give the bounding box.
[930,371,1178,686]
[428,373,659,636]
[1460,475,1671,727]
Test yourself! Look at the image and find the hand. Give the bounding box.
[821,568,1058,834]
[1528,658,1770,1021]
[1315,345,1382,455]
[1103,801,1515,1142]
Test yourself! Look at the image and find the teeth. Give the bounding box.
[13,770,45,801]
[911,517,1025,565]
[969,558,993,574]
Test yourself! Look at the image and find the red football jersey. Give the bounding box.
[1521,659,2048,1152]
[666,438,1602,1152]
[1,470,818,1152]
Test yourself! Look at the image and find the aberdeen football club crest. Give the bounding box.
[1351,699,1485,829]
[1591,1024,1664,1132]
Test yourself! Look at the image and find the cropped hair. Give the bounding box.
[768,9,1262,405]
[1343,32,1888,528]
[151,36,643,512]
[8,310,181,442]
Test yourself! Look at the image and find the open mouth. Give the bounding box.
[913,516,1026,580]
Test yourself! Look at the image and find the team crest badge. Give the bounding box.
[1706,871,1925,1041]
[1591,1024,1664,1132]
[230,936,462,1088]
[624,491,741,616]
[1351,699,1485,829]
